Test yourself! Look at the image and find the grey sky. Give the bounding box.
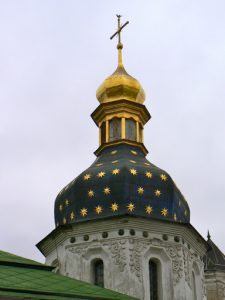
[0,0,225,262]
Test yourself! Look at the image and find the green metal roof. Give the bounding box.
[0,250,138,300]
[204,236,225,271]
[0,250,46,267]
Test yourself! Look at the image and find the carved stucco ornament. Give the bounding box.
[165,245,183,285]
[183,247,206,297]
[103,240,127,272]
[68,245,86,256]
[129,239,151,282]
[183,248,191,286]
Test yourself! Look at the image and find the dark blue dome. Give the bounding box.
[54,144,190,226]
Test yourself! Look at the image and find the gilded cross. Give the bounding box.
[110,15,129,48]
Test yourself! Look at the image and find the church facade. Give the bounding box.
[37,17,225,300]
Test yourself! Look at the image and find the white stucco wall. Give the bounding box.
[41,218,207,300]
[205,270,225,300]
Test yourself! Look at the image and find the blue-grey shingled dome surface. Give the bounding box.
[54,144,190,226]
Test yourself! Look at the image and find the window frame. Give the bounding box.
[92,259,104,288]
[125,118,136,141]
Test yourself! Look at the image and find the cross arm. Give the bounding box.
[110,21,129,40]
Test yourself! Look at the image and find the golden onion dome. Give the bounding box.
[96,15,145,105]
[96,62,146,104]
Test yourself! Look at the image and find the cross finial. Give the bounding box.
[110,15,129,66]
[207,230,211,240]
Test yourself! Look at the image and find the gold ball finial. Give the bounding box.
[117,43,123,50]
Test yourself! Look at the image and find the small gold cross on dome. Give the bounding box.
[110,15,129,47]
[110,15,129,65]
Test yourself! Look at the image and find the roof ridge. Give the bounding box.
[0,286,133,300]
[0,250,52,270]
[0,260,53,271]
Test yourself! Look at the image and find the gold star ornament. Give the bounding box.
[127,203,135,212]
[130,168,137,176]
[144,162,151,166]
[131,150,137,155]
[112,160,119,164]
[173,213,177,221]
[59,204,63,211]
[70,211,75,220]
[161,208,168,217]
[95,205,103,215]
[155,190,161,197]
[112,168,120,175]
[65,199,69,206]
[111,202,119,212]
[137,186,144,195]
[103,187,111,195]
[80,208,88,217]
[111,150,118,155]
[145,205,153,215]
[84,174,91,181]
[88,190,95,197]
[160,174,168,181]
[145,171,152,178]
[97,171,105,178]
[129,160,136,164]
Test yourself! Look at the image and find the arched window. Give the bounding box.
[93,259,104,287]
[149,259,162,300]
[101,122,106,144]
[192,262,201,300]
[109,118,121,142]
[191,271,197,300]
[125,119,136,141]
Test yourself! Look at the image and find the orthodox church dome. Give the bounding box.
[54,144,190,227]
[96,18,145,105]
[38,18,224,300]
[96,64,146,104]
[54,16,190,228]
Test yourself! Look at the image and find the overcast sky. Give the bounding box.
[1,0,225,262]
